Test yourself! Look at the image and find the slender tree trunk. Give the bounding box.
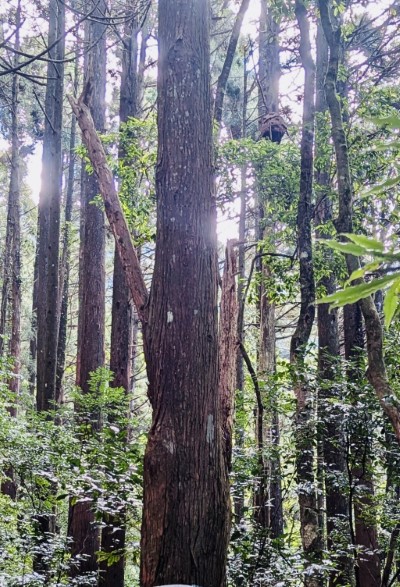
[290,3,323,585]
[214,0,251,127]
[0,0,22,500]
[55,54,78,405]
[319,2,390,584]
[68,1,107,581]
[318,0,400,445]
[140,1,230,584]
[255,0,283,538]
[36,0,65,413]
[32,0,65,577]
[315,20,354,587]
[99,9,139,586]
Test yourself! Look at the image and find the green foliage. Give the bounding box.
[318,234,400,328]
[0,367,144,585]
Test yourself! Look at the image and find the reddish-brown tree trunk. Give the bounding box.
[140,1,230,584]
[68,1,107,581]
[99,8,140,585]
[36,0,65,413]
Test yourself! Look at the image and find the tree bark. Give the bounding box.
[71,3,231,582]
[68,2,107,580]
[319,0,400,446]
[0,0,22,501]
[55,53,78,406]
[214,0,251,127]
[291,3,323,585]
[140,2,230,584]
[255,0,283,538]
[315,19,354,587]
[219,240,239,470]
[99,9,140,586]
[36,0,65,413]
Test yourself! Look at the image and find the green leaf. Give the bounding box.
[317,273,400,308]
[342,233,384,252]
[383,278,400,328]
[369,114,400,129]
[319,240,367,256]
[364,175,400,196]
[345,261,380,284]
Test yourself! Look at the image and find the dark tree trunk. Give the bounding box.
[71,2,231,581]
[319,2,387,584]
[214,0,251,127]
[99,9,139,586]
[36,0,65,413]
[315,20,354,587]
[318,0,400,447]
[55,54,78,405]
[291,3,323,585]
[255,0,283,538]
[0,0,22,500]
[68,1,107,581]
[140,1,230,584]
[32,0,64,577]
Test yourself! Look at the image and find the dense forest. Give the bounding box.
[0,0,400,585]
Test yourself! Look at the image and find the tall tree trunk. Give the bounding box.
[255,0,283,538]
[99,8,139,585]
[68,1,107,581]
[70,0,231,575]
[234,49,248,525]
[140,1,230,584]
[36,0,65,413]
[55,54,78,405]
[33,0,65,577]
[315,20,354,587]
[291,3,323,585]
[214,0,251,127]
[318,1,390,584]
[0,0,22,500]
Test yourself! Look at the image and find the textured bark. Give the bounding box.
[68,2,107,580]
[315,20,354,587]
[68,97,148,322]
[318,2,386,585]
[72,3,230,583]
[258,0,280,117]
[0,0,22,501]
[32,0,64,577]
[99,10,139,586]
[218,241,238,470]
[319,0,400,445]
[36,0,65,413]
[55,55,78,405]
[214,0,251,127]
[255,0,283,538]
[291,3,323,585]
[140,1,230,584]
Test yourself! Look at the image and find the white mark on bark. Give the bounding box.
[170,217,175,222]
[300,251,309,259]
[206,414,214,444]
[164,441,174,454]
[194,309,198,315]
[167,311,174,323]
